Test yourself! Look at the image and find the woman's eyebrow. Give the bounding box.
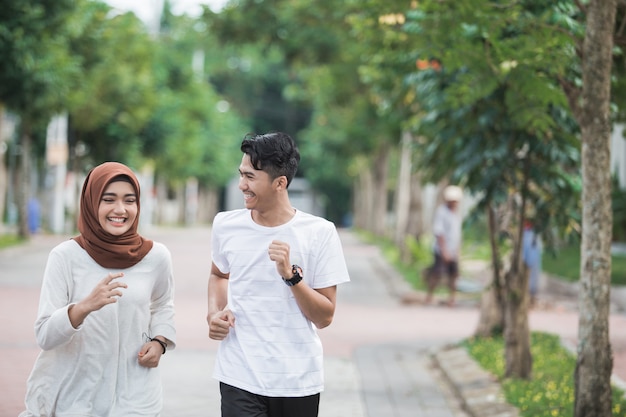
[102,192,137,197]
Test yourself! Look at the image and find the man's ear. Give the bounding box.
[274,175,288,190]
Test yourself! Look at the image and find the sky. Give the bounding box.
[105,0,228,28]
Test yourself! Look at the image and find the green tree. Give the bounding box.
[203,3,315,136]
[146,6,249,223]
[407,1,622,412]
[203,1,393,225]
[0,0,81,237]
[65,2,159,170]
[344,0,430,246]
[404,0,582,379]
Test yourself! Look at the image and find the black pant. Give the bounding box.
[425,253,459,291]
[220,382,320,417]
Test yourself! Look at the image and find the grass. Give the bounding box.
[543,244,626,286]
[463,332,626,417]
[373,218,626,288]
[355,223,497,293]
[359,225,626,415]
[0,233,24,249]
[355,229,434,292]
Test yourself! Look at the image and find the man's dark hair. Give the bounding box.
[240,132,300,187]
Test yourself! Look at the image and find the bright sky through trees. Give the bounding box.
[105,0,227,28]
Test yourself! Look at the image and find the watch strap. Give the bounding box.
[283,264,303,286]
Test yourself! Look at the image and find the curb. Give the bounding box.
[370,246,519,416]
[434,347,519,417]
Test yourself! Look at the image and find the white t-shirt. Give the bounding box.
[20,240,176,417]
[211,209,350,397]
[432,204,462,258]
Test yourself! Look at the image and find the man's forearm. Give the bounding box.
[207,274,229,316]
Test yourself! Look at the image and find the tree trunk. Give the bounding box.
[184,177,199,226]
[394,131,413,247]
[474,287,501,337]
[352,169,373,231]
[197,185,219,225]
[372,146,389,237]
[574,1,616,415]
[401,171,424,264]
[16,125,32,239]
[475,204,505,336]
[0,107,9,231]
[503,156,532,379]
[503,264,532,378]
[406,171,423,239]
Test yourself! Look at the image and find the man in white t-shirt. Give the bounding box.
[424,185,463,306]
[207,131,350,417]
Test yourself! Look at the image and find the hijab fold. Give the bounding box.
[73,162,153,269]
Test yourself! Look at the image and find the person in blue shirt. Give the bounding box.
[522,219,542,306]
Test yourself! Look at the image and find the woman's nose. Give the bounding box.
[113,200,126,212]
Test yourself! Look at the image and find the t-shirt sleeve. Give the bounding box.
[310,224,350,289]
[211,212,229,274]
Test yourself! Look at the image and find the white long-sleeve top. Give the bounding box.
[20,240,176,417]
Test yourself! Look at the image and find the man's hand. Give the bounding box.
[268,240,292,278]
[208,309,235,340]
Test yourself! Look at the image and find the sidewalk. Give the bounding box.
[1,227,625,417]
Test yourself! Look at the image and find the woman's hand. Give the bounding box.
[138,338,165,368]
[68,272,127,328]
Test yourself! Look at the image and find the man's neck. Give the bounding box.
[251,204,296,227]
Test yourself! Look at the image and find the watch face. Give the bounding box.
[292,265,303,278]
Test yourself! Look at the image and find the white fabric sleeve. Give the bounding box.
[148,244,177,350]
[309,223,350,289]
[211,212,229,274]
[432,206,446,237]
[34,248,80,350]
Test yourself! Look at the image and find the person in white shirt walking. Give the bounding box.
[424,185,463,307]
[20,162,176,417]
[207,132,350,417]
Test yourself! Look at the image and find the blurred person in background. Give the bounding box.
[424,185,463,307]
[522,219,542,307]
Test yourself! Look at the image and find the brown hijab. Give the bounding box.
[73,162,153,269]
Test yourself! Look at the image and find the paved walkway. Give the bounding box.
[1,226,625,417]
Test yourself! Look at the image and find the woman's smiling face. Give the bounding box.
[98,180,138,236]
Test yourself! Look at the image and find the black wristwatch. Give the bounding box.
[283,264,303,287]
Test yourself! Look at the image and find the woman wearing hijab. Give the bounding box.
[20,162,176,417]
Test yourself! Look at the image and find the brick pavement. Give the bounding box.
[1,226,625,417]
